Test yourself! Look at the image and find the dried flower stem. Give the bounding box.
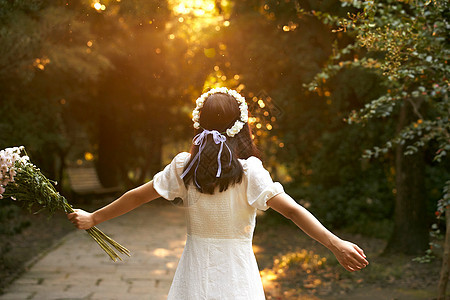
[63,202,130,261]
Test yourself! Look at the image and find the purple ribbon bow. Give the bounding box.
[181,129,232,189]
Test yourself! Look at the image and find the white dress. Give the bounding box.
[152,152,284,300]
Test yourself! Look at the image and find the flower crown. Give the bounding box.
[192,87,248,137]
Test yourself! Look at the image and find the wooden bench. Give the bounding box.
[67,167,121,197]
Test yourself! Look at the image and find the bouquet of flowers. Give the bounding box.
[0,146,130,262]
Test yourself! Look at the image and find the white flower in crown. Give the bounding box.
[241,113,248,123]
[192,88,249,137]
[226,121,245,137]
[192,109,200,122]
[196,97,205,108]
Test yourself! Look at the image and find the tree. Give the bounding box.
[87,0,232,187]
[305,0,448,295]
[225,0,397,235]
[0,0,112,183]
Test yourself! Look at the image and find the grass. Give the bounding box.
[253,212,444,299]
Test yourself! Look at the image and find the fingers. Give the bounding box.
[68,213,80,227]
[67,209,94,230]
[348,243,368,265]
[355,253,369,267]
[342,259,362,272]
[353,244,367,260]
[67,209,80,220]
[338,243,369,272]
[67,212,76,221]
[351,254,368,268]
[67,209,85,229]
[342,258,365,272]
[343,259,366,272]
[348,256,365,269]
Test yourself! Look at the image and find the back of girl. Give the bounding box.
[153,88,283,298]
[68,87,368,300]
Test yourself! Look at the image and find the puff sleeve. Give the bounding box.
[153,152,190,200]
[242,156,284,211]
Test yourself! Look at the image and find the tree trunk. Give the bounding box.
[135,126,163,185]
[438,205,450,299]
[384,101,429,254]
[56,147,68,193]
[97,109,119,188]
[148,130,163,178]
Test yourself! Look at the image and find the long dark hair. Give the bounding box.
[182,92,259,194]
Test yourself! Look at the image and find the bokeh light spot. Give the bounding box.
[84,152,94,161]
[93,2,102,10]
[258,99,265,108]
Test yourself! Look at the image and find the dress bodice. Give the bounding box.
[152,152,284,300]
[184,185,257,240]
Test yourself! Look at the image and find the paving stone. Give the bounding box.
[0,292,34,300]
[90,292,153,300]
[0,204,185,300]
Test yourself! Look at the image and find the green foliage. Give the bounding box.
[292,0,450,243]
[3,157,69,215]
[286,125,395,238]
[437,180,450,214]
[227,0,399,234]
[0,0,113,182]
[1,0,447,239]
[306,0,449,162]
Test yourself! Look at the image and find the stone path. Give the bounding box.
[1,200,442,300]
[0,202,186,300]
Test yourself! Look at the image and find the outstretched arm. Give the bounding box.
[67,180,161,230]
[267,192,369,272]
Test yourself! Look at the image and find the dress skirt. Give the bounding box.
[167,234,266,300]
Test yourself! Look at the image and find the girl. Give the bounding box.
[68,87,368,299]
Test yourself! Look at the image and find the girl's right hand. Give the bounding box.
[67,209,95,230]
[331,239,369,272]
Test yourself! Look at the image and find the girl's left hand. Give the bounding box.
[331,239,369,272]
[67,209,95,230]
